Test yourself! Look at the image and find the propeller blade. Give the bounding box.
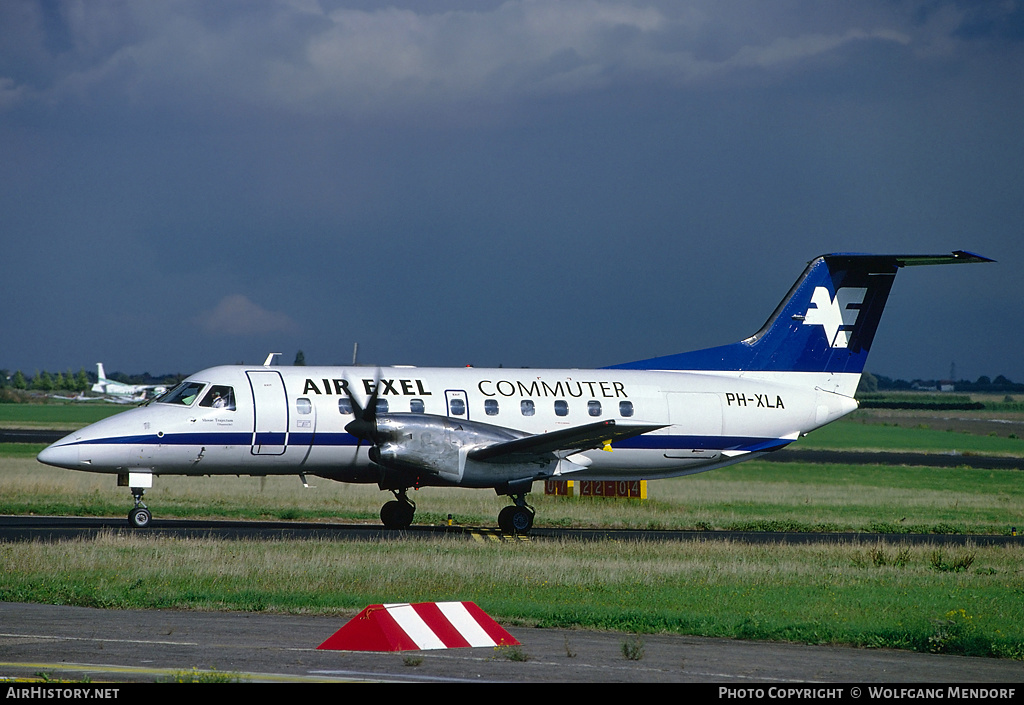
[342,368,383,445]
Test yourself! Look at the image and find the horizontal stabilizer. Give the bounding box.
[883,251,994,266]
[468,420,666,463]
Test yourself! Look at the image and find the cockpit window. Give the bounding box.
[199,385,235,410]
[160,381,207,406]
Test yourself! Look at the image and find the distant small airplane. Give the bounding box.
[38,252,992,531]
[91,363,167,401]
[49,393,107,403]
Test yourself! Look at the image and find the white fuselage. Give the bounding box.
[41,364,858,484]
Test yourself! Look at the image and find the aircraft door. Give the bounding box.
[445,390,469,420]
[247,370,289,455]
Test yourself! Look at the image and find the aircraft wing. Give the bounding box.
[467,420,666,463]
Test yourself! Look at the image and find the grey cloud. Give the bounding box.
[0,1,971,119]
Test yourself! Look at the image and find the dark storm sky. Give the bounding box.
[2,1,1021,381]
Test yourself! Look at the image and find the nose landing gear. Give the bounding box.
[128,490,151,529]
[119,472,153,529]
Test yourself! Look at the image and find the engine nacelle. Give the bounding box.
[372,414,561,488]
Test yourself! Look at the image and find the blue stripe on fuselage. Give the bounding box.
[61,431,792,454]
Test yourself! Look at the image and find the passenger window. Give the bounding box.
[449,398,466,416]
[410,398,425,413]
[375,399,389,414]
[484,399,499,416]
[296,398,312,414]
[619,401,634,418]
[554,400,568,417]
[199,385,235,410]
[521,400,535,416]
[588,400,602,417]
[338,398,353,415]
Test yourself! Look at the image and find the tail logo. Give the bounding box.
[803,286,867,348]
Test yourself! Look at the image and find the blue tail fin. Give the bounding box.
[608,251,992,375]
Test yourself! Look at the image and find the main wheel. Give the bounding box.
[128,507,151,529]
[497,505,533,535]
[380,500,414,529]
[497,506,515,534]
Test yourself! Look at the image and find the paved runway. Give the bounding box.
[2,515,1019,546]
[1,602,1021,684]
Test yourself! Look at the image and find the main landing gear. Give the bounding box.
[380,488,416,529]
[376,488,535,535]
[497,495,534,535]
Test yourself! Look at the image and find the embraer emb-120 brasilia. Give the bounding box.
[38,252,992,532]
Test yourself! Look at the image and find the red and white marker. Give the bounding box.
[318,601,520,652]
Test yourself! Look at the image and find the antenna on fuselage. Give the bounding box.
[263,352,282,367]
[352,343,359,366]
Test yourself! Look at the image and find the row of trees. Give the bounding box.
[863,373,1024,394]
[0,368,183,394]
[1,368,93,393]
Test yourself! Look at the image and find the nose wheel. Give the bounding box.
[127,488,151,528]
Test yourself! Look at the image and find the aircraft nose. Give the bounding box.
[37,442,80,469]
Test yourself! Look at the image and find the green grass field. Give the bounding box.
[2,534,1020,659]
[796,420,1024,455]
[2,403,1023,659]
[0,402,125,428]
[4,445,1022,535]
